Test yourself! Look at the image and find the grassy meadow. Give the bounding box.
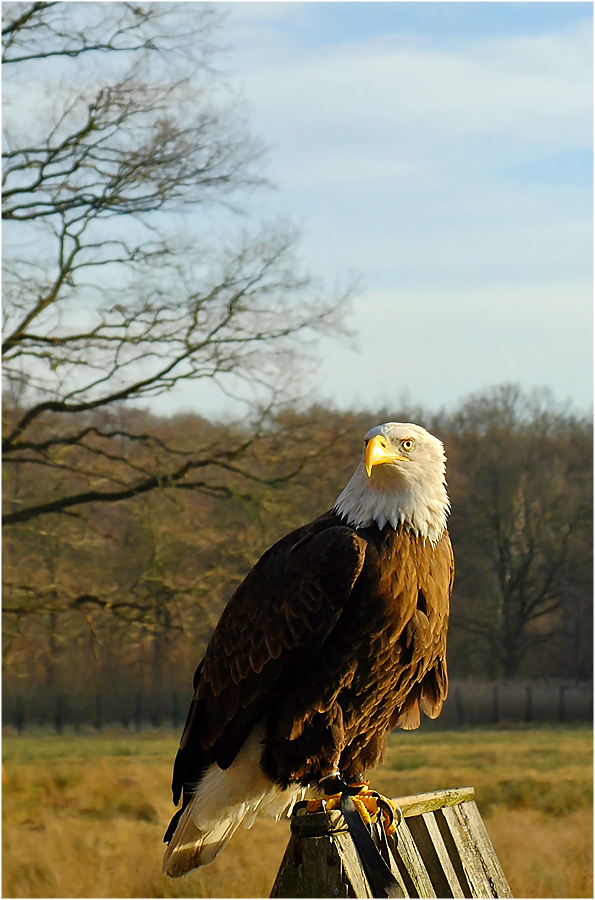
[2,724,592,898]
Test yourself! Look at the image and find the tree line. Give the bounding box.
[3,385,592,698]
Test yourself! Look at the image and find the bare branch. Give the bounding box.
[1,1,349,537]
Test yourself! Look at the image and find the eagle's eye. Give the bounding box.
[401,439,415,452]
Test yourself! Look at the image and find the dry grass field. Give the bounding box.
[2,724,592,898]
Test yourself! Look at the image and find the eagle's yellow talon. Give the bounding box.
[304,795,342,813]
[351,787,398,834]
[306,786,398,835]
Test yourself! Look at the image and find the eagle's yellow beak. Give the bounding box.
[365,434,409,478]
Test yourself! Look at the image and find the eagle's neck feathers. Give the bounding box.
[333,459,449,545]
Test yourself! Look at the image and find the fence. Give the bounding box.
[3,689,188,734]
[420,679,592,730]
[2,680,592,734]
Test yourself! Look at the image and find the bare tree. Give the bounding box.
[447,385,592,678]
[2,2,348,526]
[2,407,357,694]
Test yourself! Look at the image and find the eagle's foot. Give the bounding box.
[319,771,365,796]
[306,780,399,836]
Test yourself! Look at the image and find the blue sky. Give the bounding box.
[230,2,591,46]
[6,1,590,420]
[152,0,592,419]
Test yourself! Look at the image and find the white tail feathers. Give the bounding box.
[162,725,302,877]
[162,797,245,876]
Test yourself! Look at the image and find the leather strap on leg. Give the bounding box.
[340,792,405,899]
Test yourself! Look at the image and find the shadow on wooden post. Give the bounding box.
[271,787,513,899]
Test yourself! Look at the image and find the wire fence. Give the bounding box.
[2,680,592,734]
[421,679,592,730]
[3,689,188,734]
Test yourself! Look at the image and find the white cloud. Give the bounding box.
[8,4,589,417]
[234,19,592,155]
[219,10,592,413]
[312,280,593,413]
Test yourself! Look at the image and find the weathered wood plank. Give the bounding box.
[393,787,475,819]
[335,830,375,898]
[371,823,410,898]
[270,831,355,898]
[406,812,466,898]
[439,805,497,897]
[423,811,469,898]
[448,802,513,898]
[432,809,473,898]
[391,819,437,898]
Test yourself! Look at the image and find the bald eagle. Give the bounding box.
[163,422,453,877]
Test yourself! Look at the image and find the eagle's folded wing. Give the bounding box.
[171,520,367,806]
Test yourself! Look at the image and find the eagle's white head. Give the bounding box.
[334,422,450,544]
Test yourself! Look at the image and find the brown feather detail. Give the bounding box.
[393,683,422,730]
[247,640,270,676]
[166,514,454,838]
[169,514,368,806]
[289,717,306,741]
[420,657,448,718]
[258,526,453,786]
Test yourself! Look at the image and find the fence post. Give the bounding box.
[135,693,142,732]
[95,694,103,731]
[525,686,532,723]
[492,686,499,725]
[558,684,566,723]
[56,694,64,734]
[455,687,464,726]
[16,695,24,734]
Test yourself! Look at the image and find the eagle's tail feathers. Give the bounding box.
[163,726,302,878]
[162,800,243,876]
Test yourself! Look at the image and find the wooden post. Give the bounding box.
[134,692,142,732]
[558,684,566,723]
[55,694,64,734]
[455,688,464,726]
[15,695,24,734]
[525,686,532,723]
[271,787,513,899]
[492,685,499,725]
[95,694,103,731]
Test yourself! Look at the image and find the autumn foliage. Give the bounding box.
[3,387,592,700]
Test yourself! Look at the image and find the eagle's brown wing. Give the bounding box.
[170,515,367,807]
